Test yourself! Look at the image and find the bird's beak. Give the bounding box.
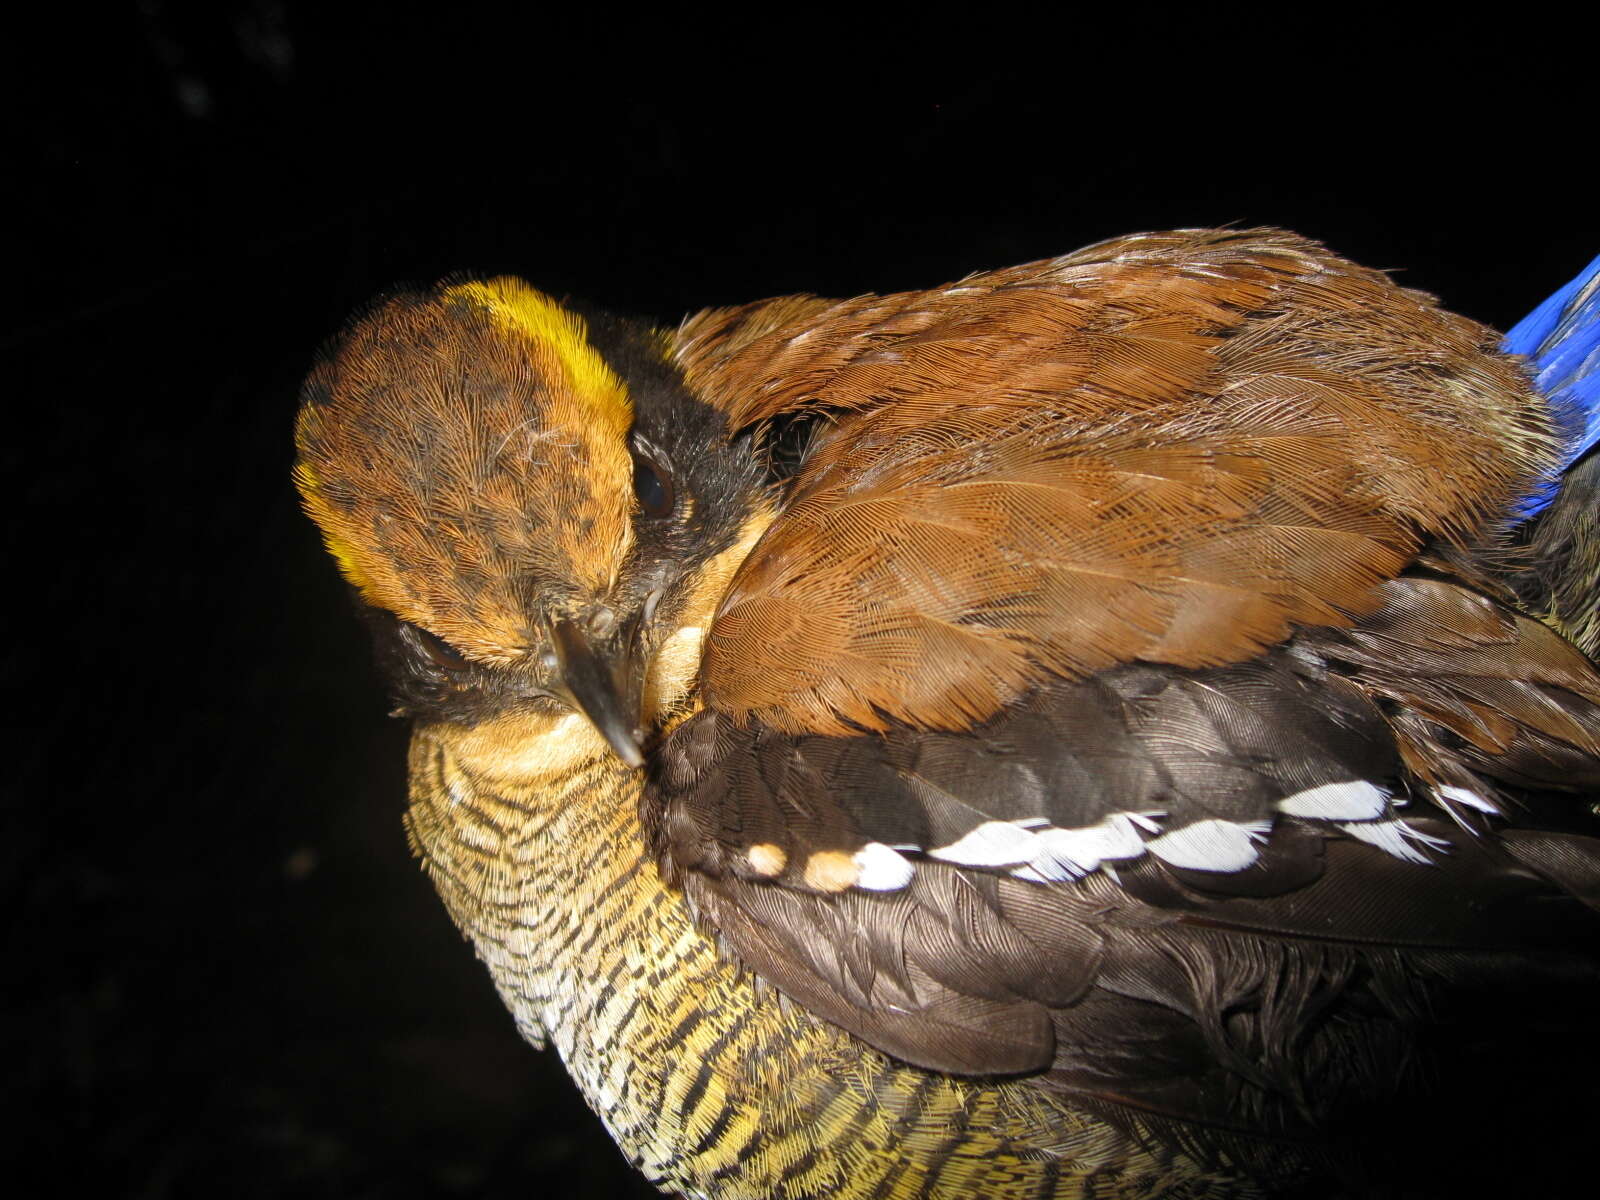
[548,613,647,768]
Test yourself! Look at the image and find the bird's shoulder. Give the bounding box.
[672,228,1559,736]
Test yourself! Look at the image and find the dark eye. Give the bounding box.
[405,623,469,672]
[631,443,675,518]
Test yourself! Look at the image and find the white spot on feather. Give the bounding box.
[928,820,1041,867]
[931,812,1164,876]
[1336,819,1450,864]
[852,842,914,891]
[1437,785,1500,815]
[1020,813,1162,881]
[1277,780,1391,821]
[1146,819,1272,872]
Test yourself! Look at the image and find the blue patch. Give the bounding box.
[1505,253,1600,518]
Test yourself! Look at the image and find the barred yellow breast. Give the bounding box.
[404,719,1257,1199]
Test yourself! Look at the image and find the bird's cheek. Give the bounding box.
[643,622,710,723]
[639,506,778,723]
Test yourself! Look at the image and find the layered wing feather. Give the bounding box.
[646,576,1600,1160]
[674,230,1559,734]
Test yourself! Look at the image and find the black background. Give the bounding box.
[10,4,1594,1197]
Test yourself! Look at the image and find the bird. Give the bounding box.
[294,230,1600,1199]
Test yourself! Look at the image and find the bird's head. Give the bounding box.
[295,278,773,770]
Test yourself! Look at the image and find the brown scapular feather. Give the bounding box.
[1307,576,1600,794]
[674,229,1559,734]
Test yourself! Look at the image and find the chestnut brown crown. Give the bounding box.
[295,277,771,752]
[295,279,641,663]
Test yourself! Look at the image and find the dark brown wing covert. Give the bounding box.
[649,578,1600,1159]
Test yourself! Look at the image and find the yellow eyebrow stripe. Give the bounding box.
[292,459,383,600]
[443,278,632,435]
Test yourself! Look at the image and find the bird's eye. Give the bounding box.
[631,442,675,519]
[406,623,469,672]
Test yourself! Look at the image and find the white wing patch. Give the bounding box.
[852,842,915,891]
[1277,780,1391,820]
[857,777,1441,892]
[1436,785,1501,816]
[927,820,1043,867]
[1146,819,1273,872]
[1336,819,1451,864]
[1014,813,1164,883]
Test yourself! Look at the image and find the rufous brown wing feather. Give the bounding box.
[676,230,1559,734]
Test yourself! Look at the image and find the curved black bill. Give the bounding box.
[549,617,645,768]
